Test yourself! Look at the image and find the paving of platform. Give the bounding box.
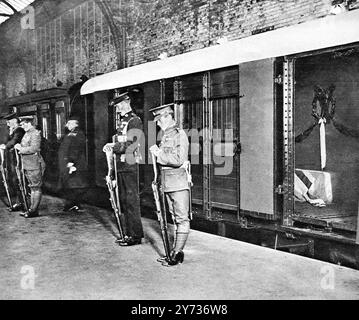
[0,195,359,300]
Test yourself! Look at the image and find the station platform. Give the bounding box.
[0,195,359,300]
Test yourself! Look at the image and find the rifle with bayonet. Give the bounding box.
[104,148,125,241]
[151,151,173,263]
[0,148,13,209]
[15,149,29,212]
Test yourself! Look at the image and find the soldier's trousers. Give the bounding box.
[165,190,191,252]
[165,190,190,234]
[117,170,144,240]
[24,168,44,189]
[24,168,44,212]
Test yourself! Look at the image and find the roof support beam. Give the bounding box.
[0,1,18,14]
[81,8,359,96]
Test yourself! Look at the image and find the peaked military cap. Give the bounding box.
[149,103,175,122]
[3,112,19,120]
[19,115,35,122]
[109,92,130,107]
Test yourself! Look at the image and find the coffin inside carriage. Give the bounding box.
[294,169,335,205]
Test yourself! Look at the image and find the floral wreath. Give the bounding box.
[295,85,359,143]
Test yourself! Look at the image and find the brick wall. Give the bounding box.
[126,0,331,65]
[0,0,333,100]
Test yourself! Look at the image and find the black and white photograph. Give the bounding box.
[0,0,359,304]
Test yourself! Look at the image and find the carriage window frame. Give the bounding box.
[209,67,239,142]
[55,101,66,140]
[39,103,50,140]
[41,115,49,139]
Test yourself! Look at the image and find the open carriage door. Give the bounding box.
[208,67,241,216]
[176,69,242,219]
[239,59,281,220]
[175,74,206,215]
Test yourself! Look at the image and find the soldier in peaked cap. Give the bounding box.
[0,113,25,211]
[103,92,144,246]
[14,116,46,218]
[149,103,191,267]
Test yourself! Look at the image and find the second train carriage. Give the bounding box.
[1,9,359,268]
[3,84,96,192]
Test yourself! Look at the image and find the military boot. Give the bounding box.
[20,191,34,217]
[23,190,41,218]
[162,232,189,267]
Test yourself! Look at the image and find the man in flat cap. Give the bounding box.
[0,113,25,211]
[58,117,89,212]
[103,92,144,246]
[149,103,191,266]
[15,116,46,218]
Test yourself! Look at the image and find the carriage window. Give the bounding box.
[42,117,49,139]
[210,67,239,142]
[181,101,203,131]
[55,101,66,140]
[176,74,204,130]
[39,104,50,140]
[212,97,237,141]
[56,113,65,140]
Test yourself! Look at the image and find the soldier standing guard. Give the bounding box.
[103,92,144,246]
[149,103,191,266]
[15,116,46,218]
[0,113,25,211]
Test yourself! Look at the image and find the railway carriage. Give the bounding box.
[3,8,359,268]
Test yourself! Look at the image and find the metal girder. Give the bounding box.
[282,59,295,227]
[0,1,18,14]
[0,1,36,24]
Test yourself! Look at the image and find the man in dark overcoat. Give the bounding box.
[0,113,25,211]
[58,117,89,212]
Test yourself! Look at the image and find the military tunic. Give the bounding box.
[18,127,46,190]
[156,124,190,234]
[112,111,144,240]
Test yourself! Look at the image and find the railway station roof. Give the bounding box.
[0,0,35,25]
[81,8,359,96]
